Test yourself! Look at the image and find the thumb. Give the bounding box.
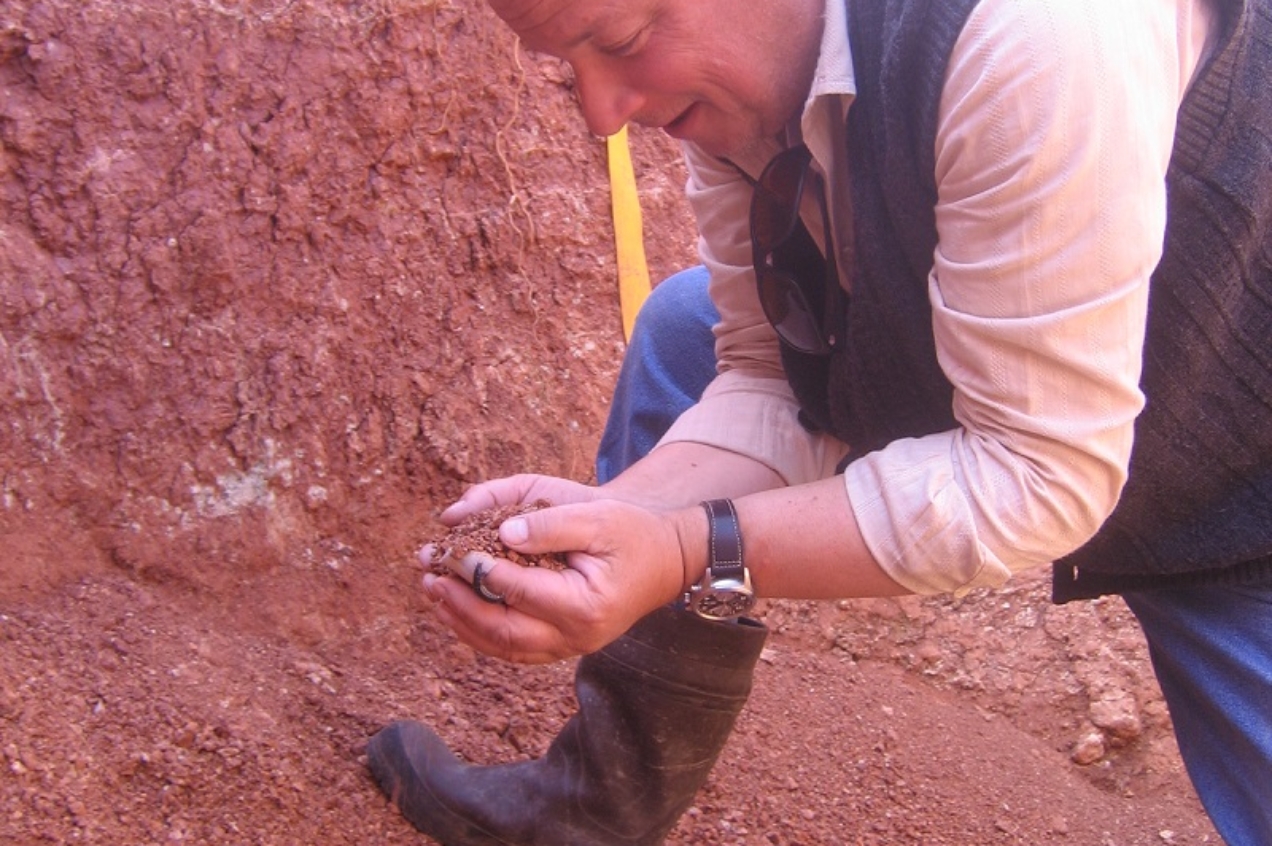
[498,501,607,559]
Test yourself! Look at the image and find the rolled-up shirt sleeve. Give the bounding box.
[847,0,1211,594]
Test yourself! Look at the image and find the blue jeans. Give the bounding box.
[596,266,718,485]
[599,265,1272,846]
[1123,586,1272,845]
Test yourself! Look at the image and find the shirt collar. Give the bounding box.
[807,0,857,107]
[788,0,856,151]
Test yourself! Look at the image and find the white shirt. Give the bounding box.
[657,0,1217,595]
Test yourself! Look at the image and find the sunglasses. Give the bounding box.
[750,144,846,355]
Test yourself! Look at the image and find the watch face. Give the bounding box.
[693,584,757,620]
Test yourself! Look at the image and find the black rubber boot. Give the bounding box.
[367,605,767,845]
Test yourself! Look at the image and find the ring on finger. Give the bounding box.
[471,562,505,604]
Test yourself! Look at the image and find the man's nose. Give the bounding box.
[574,64,643,138]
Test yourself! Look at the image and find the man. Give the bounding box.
[367,0,1272,843]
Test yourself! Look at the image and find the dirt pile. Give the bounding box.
[0,1,1218,844]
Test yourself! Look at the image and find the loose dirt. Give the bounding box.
[0,1,1220,844]
[427,501,565,572]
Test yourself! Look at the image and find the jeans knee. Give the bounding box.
[634,267,716,347]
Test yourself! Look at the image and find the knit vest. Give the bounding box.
[781,0,1272,601]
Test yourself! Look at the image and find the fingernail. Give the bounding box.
[423,573,440,595]
[419,545,437,565]
[502,517,528,545]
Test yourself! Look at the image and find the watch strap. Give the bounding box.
[701,499,744,581]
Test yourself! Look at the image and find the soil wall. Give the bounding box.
[0,0,695,629]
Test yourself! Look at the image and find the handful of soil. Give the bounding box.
[428,499,568,572]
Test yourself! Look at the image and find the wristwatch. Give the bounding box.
[687,499,757,620]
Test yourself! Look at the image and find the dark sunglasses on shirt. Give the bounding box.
[750,144,846,355]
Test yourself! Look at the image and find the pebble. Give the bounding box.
[1071,731,1106,766]
[1089,690,1142,742]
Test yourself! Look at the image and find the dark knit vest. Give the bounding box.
[782,0,1272,601]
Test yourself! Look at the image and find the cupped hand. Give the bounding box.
[422,498,695,663]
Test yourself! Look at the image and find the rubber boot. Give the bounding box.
[367,604,767,845]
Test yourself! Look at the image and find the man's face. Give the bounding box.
[488,0,824,158]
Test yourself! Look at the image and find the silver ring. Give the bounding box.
[471,563,505,604]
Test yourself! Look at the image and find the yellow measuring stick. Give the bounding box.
[606,125,651,342]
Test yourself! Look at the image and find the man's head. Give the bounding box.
[487,0,825,158]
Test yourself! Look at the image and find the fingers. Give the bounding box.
[420,544,597,655]
[423,567,584,663]
[419,537,554,612]
[438,474,599,526]
[422,546,498,588]
[495,501,682,603]
[439,475,549,525]
[420,499,686,663]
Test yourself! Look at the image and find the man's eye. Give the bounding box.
[602,28,649,57]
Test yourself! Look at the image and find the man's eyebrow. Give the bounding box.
[518,27,590,56]
[511,1,603,55]
[557,0,641,53]
[559,15,609,52]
